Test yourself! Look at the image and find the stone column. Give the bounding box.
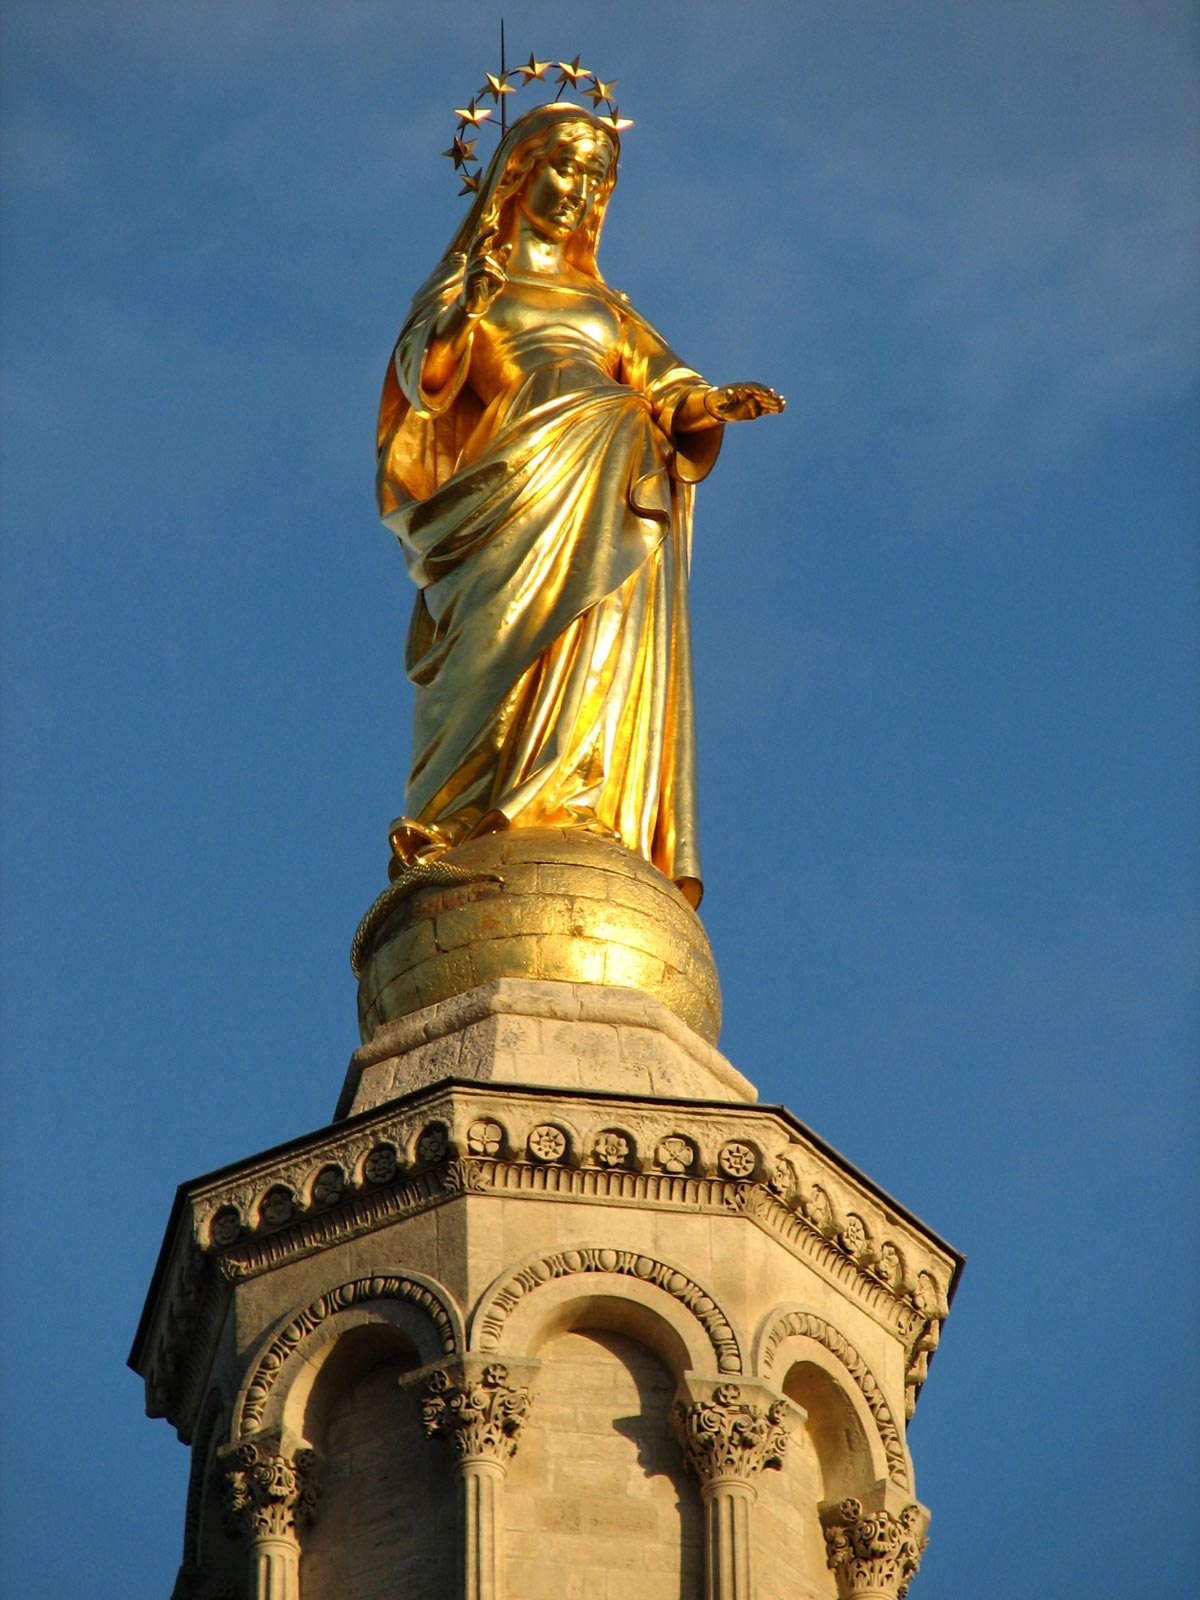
[221,1440,320,1600]
[820,1491,929,1599]
[671,1380,794,1600]
[422,1360,532,1600]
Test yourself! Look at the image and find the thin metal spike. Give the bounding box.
[500,19,507,137]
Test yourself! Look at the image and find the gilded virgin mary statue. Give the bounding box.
[376,95,782,910]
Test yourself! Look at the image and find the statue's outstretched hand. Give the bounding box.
[461,226,511,318]
[703,383,786,423]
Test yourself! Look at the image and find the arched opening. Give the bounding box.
[523,1290,693,1376]
[300,1324,455,1600]
[782,1361,875,1503]
[505,1324,704,1599]
[755,1360,876,1600]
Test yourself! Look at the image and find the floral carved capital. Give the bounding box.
[422,1362,531,1464]
[221,1443,319,1542]
[671,1382,789,1485]
[821,1498,927,1598]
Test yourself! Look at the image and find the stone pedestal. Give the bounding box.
[132,831,959,1599]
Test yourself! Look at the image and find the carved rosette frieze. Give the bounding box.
[671,1382,789,1486]
[820,1498,927,1598]
[221,1443,319,1541]
[422,1363,531,1464]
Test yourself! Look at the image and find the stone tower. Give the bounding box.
[131,828,959,1600]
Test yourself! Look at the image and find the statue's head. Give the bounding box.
[515,121,613,243]
[447,103,621,277]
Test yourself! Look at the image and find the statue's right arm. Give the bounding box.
[420,229,510,397]
[420,300,476,396]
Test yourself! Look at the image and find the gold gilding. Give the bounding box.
[356,828,722,1047]
[378,103,783,912]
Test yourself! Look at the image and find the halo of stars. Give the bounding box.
[443,54,633,196]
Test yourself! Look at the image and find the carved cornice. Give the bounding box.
[221,1442,319,1542]
[134,1081,958,1435]
[421,1363,531,1463]
[758,1310,909,1489]
[142,1244,231,1443]
[821,1498,927,1598]
[671,1383,789,1485]
[238,1275,460,1437]
[474,1245,743,1374]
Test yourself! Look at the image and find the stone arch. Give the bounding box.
[753,1306,910,1492]
[233,1270,464,1441]
[469,1244,743,1377]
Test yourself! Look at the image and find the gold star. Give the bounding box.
[586,76,617,107]
[458,171,482,196]
[555,56,590,91]
[442,134,478,169]
[452,99,493,128]
[480,71,515,103]
[597,106,634,131]
[514,54,552,84]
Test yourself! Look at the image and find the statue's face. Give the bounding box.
[518,132,612,241]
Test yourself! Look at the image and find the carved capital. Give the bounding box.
[671,1382,789,1485]
[421,1362,531,1464]
[821,1497,928,1598]
[221,1442,319,1542]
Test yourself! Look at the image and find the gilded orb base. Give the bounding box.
[354,827,721,1047]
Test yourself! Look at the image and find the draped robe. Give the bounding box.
[377,259,722,899]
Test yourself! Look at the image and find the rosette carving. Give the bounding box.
[820,1498,927,1597]
[222,1443,319,1541]
[671,1382,789,1484]
[422,1362,531,1463]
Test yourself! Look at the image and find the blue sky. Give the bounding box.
[2,1,1196,1592]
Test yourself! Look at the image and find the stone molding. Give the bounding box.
[671,1382,790,1486]
[473,1245,743,1374]
[820,1496,928,1598]
[220,1441,319,1541]
[756,1308,910,1489]
[341,978,756,1117]
[421,1362,531,1463]
[236,1274,461,1438]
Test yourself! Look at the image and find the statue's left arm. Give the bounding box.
[615,298,785,483]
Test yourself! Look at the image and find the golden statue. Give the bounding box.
[376,93,783,910]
